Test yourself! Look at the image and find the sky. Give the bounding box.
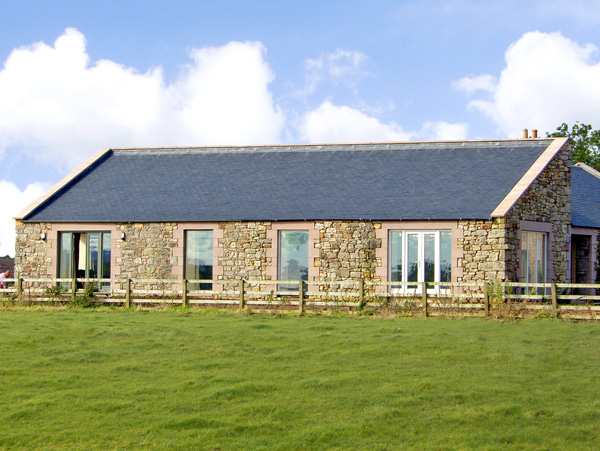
[1,0,600,256]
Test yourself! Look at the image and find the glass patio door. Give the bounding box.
[390,230,451,294]
[58,231,111,291]
[406,231,436,293]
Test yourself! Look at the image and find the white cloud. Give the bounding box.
[457,31,600,137]
[420,121,469,140]
[452,74,497,94]
[166,41,284,145]
[303,49,368,95]
[300,101,412,143]
[0,181,47,256]
[0,28,284,170]
[300,101,468,143]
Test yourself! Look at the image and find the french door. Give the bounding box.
[390,230,451,293]
[58,232,111,291]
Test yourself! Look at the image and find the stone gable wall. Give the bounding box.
[505,144,571,282]
[457,142,571,283]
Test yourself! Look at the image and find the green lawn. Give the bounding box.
[1,309,599,450]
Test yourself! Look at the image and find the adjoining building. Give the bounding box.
[16,137,583,293]
[570,162,600,284]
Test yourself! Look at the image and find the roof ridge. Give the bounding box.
[111,138,553,154]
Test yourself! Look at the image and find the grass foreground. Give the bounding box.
[1,308,600,450]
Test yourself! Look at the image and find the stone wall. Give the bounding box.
[117,223,178,280]
[218,221,272,281]
[457,218,507,282]
[14,220,52,278]
[313,221,380,282]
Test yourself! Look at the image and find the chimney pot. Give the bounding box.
[532,129,538,138]
[523,129,529,139]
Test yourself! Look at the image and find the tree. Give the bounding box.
[547,122,600,171]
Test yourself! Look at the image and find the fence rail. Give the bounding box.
[4,276,600,319]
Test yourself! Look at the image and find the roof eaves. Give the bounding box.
[15,148,113,220]
[490,137,570,218]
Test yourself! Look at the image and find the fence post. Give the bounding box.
[17,277,23,303]
[551,283,559,317]
[125,279,131,308]
[421,282,428,317]
[182,278,188,308]
[359,278,365,307]
[239,279,245,309]
[484,282,490,317]
[71,277,77,300]
[298,280,305,313]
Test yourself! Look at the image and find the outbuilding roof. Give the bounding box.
[572,163,600,229]
[18,138,567,223]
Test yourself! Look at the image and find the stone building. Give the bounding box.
[15,137,585,293]
[570,162,600,284]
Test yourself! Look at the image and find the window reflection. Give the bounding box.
[279,231,308,290]
[185,230,213,290]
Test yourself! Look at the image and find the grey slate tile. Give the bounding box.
[24,140,552,222]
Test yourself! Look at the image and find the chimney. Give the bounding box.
[522,129,528,139]
[531,129,538,138]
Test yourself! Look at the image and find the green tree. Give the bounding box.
[547,122,600,171]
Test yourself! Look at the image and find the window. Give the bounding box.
[389,230,451,292]
[521,231,547,284]
[278,230,309,290]
[58,232,111,291]
[185,230,213,290]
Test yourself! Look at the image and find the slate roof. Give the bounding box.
[21,139,556,222]
[572,164,600,228]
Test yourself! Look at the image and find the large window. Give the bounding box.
[58,232,111,291]
[185,230,213,290]
[521,231,547,284]
[278,230,309,290]
[389,230,451,292]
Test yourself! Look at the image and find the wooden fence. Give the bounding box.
[3,277,600,319]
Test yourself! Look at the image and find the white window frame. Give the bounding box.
[521,231,548,285]
[388,230,451,294]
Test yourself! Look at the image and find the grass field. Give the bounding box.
[1,309,600,450]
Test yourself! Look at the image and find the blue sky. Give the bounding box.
[1,0,600,255]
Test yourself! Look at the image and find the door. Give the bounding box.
[58,231,111,291]
[390,230,450,294]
